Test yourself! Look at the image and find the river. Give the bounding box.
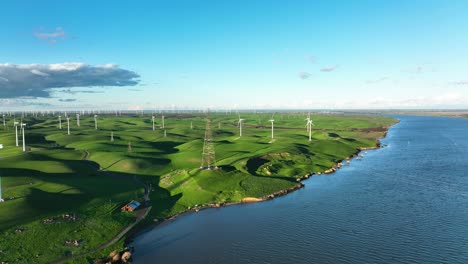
[132,116,468,264]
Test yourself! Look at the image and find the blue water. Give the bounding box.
[132,116,468,264]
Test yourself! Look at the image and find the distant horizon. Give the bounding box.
[1,108,468,113]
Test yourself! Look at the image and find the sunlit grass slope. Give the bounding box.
[0,112,396,263]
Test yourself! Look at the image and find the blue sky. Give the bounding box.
[1,0,468,109]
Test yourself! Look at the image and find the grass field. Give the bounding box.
[0,111,397,263]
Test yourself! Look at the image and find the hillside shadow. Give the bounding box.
[246,157,269,176]
[219,165,236,172]
[0,167,181,232]
[147,141,181,154]
[26,188,87,211]
[214,131,234,136]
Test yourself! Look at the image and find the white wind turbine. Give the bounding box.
[238,116,245,137]
[21,123,27,152]
[67,117,70,135]
[110,131,114,142]
[152,115,155,131]
[76,113,80,126]
[2,114,5,128]
[305,117,314,142]
[161,115,165,129]
[14,121,19,147]
[305,113,311,132]
[94,115,98,130]
[58,115,62,129]
[269,119,275,139]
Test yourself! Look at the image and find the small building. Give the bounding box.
[121,200,141,212]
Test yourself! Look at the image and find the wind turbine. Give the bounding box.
[67,117,70,135]
[76,113,80,126]
[94,115,98,130]
[110,131,114,142]
[2,114,5,128]
[21,123,27,152]
[305,118,314,142]
[269,119,275,139]
[238,116,245,137]
[58,115,62,129]
[305,113,311,132]
[161,115,165,129]
[152,115,155,131]
[190,121,193,129]
[14,122,19,147]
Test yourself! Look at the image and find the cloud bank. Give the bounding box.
[0,63,140,98]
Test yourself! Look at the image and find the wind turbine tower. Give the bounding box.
[161,115,165,129]
[76,113,80,126]
[21,123,27,152]
[152,115,155,131]
[14,122,19,147]
[111,131,114,142]
[238,117,245,137]
[269,119,275,139]
[2,114,5,128]
[94,115,98,130]
[67,117,70,135]
[59,115,62,129]
[305,114,312,133]
[305,118,314,142]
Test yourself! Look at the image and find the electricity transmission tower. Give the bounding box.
[200,111,218,170]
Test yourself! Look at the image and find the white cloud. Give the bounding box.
[451,80,468,85]
[34,27,67,44]
[267,92,468,109]
[0,63,140,98]
[48,62,84,71]
[320,65,339,72]
[31,69,50,76]
[366,77,389,84]
[298,72,311,79]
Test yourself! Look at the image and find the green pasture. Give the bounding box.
[0,112,397,263]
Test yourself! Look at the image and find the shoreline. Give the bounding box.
[125,121,399,245]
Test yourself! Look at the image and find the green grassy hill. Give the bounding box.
[0,112,397,263]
